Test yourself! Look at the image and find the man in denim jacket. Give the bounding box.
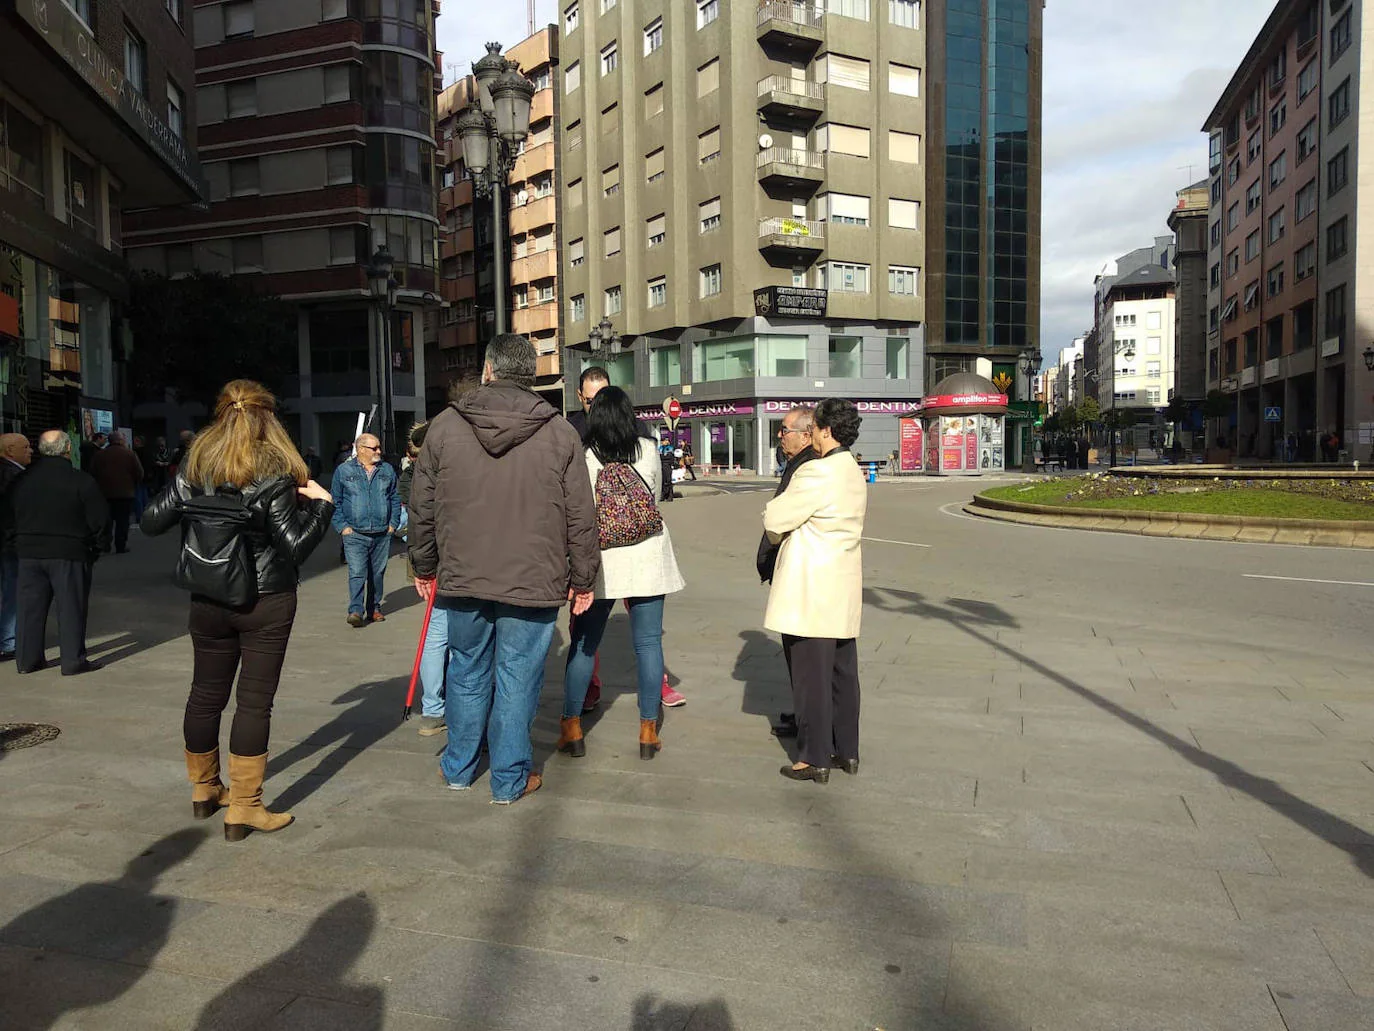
[331,433,401,627]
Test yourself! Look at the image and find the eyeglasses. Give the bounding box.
[357,444,381,452]
[778,427,809,435]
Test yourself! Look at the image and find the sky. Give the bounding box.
[436,0,1278,369]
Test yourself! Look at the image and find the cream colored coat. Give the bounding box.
[763,449,867,639]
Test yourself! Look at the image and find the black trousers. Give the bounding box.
[16,558,92,674]
[782,635,860,769]
[185,591,297,756]
[107,499,134,553]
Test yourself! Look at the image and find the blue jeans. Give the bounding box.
[418,597,450,718]
[441,600,558,801]
[0,553,17,653]
[343,532,390,616]
[563,596,665,722]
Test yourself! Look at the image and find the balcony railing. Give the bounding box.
[757,2,823,29]
[757,75,824,101]
[757,147,825,171]
[759,216,825,241]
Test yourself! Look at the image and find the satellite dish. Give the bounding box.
[517,190,529,205]
[758,133,774,149]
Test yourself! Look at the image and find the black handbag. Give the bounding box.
[175,489,258,608]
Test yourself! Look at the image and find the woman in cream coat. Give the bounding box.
[763,398,868,784]
[559,387,686,760]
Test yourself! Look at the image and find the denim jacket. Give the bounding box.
[330,458,401,535]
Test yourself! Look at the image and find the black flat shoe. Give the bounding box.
[830,756,860,776]
[0,651,15,662]
[779,764,829,784]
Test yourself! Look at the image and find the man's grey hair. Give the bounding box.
[37,432,71,458]
[109,431,126,446]
[786,405,814,430]
[484,334,537,388]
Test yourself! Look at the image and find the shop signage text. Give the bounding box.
[753,286,828,319]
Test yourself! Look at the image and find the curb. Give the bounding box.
[964,494,1374,549]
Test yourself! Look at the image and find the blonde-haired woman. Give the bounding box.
[142,380,334,840]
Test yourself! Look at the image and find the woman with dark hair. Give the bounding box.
[558,386,685,759]
[142,380,335,840]
[762,397,867,784]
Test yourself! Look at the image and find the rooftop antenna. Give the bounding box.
[529,0,536,35]
[1178,163,1197,183]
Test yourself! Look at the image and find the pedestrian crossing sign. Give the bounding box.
[1264,406,1282,422]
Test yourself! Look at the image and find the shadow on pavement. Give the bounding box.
[865,585,1374,880]
[732,629,796,762]
[0,828,208,1029]
[631,993,735,1030]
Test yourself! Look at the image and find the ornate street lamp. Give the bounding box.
[587,316,620,355]
[367,244,397,459]
[1019,349,1042,472]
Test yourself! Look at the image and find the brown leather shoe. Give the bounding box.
[556,716,585,757]
[639,718,661,760]
[491,772,542,805]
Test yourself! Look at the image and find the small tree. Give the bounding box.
[1078,397,1101,430]
[1203,390,1233,450]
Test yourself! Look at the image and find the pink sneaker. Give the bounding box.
[661,676,686,708]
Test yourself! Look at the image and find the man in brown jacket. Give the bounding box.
[90,431,144,554]
[409,334,600,804]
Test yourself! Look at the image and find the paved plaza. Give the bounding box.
[2,476,1374,1030]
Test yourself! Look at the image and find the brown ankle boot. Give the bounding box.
[556,716,585,757]
[639,718,661,760]
[184,748,230,820]
[223,752,294,842]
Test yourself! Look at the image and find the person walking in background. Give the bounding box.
[91,431,144,555]
[558,387,684,761]
[682,442,697,481]
[141,380,334,841]
[757,405,816,740]
[409,334,600,804]
[0,433,34,662]
[79,431,106,472]
[763,399,868,784]
[153,436,172,492]
[6,430,108,676]
[331,433,400,627]
[399,422,447,737]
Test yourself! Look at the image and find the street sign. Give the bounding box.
[1264,406,1282,422]
[662,396,681,430]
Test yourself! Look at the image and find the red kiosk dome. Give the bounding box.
[918,373,1008,475]
[919,372,1009,416]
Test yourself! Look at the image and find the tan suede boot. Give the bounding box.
[185,748,230,820]
[639,719,661,760]
[556,716,585,757]
[223,752,294,842]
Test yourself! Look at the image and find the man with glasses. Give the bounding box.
[331,433,400,627]
[757,405,816,738]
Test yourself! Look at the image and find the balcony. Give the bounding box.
[757,2,824,51]
[537,352,562,378]
[757,76,825,121]
[509,194,557,235]
[758,217,825,259]
[511,248,558,282]
[757,147,825,191]
[514,300,559,336]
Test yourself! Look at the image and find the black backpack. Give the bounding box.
[175,489,258,608]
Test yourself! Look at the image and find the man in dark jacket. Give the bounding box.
[331,432,400,626]
[6,431,108,675]
[0,433,33,661]
[410,334,600,804]
[90,431,145,554]
[757,406,816,739]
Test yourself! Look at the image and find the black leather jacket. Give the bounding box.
[141,474,334,595]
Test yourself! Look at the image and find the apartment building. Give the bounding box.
[1202,0,1363,460]
[1098,266,1177,415]
[124,0,441,452]
[557,0,928,470]
[432,29,562,409]
[1085,238,1173,406]
[1,0,200,439]
[1168,180,1209,408]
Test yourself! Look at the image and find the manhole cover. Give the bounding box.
[0,723,61,751]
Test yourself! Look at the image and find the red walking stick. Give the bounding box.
[402,587,438,721]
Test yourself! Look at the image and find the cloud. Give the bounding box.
[435,6,536,86]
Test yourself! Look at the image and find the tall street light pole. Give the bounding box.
[1019,348,1042,472]
[367,244,399,461]
[456,43,535,338]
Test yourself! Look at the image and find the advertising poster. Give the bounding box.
[898,417,923,472]
[941,416,964,471]
[965,417,978,470]
[991,446,1004,470]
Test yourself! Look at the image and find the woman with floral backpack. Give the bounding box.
[558,386,685,760]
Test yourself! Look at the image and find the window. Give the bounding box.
[228,158,259,197]
[1227,248,1239,276]
[644,17,663,56]
[1245,86,1261,122]
[820,192,870,225]
[223,0,254,38]
[1267,263,1285,298]
[888,63,920,97]
[1327,216,1348,261]
[602,0,616,10]
[322,0,347,18]
[697,0,719,28]
[566,61,581,93]
[601,102,619,134]
[1329,78,1351,129]
[326,146,355,185]
[648,276,667,308]
[603,226,621,258]
[1146,361,1161,379]
[888,130,919,163]
[697,58,719,97]
[1245,229,1260,262]
[699,197,721,233]
[888,198,919,229]
[124,27,147,96]
[1269,49,1287,87]
[1247,128,1261,164]
[1210,262,1221,289]
[1269,151,1287,190]
[565,2,579,33]
[1297,118,1317,162]
[815,123,872,158]
[651,345,682,387]
[1209,305,1220,333]
[1328,147,1349,196]
[1147,311,1162,331]
[165,0,182,23]
[646,214,665,247]
[1325,284,1346,341]
[885,337,909,379]
[570,294,586,322]
[645,148,665,183]
[567,120,583,151]
[0,100,44,209]
[1210,131,1224,175]
[324,64,351,104]
[695,337,754,381]
[1296,241,1316,281]
[819,54,871,91]
[602,164,620,197]
[1228,157,1241,185]
[166,80,184,139]
[828,337,862,378]
[604,286,622,316]
[645,83,664,118]
[569,238,584,268]
[889,0,920,29]
[823,261,870,293]
[232,236,264,273]
[65,0,91,24]
[700,264,723,298]
[1268,207,1285,244]
[63,151,96,238]
[1210,221,1221,249]
[227,80,257,118]
[1331,10,1352,62]
[1298,60,1317,101]
[568,177,583,208]
[1222,295,1238,322]
[601,42,618,76]
[1244,181,1260,214]
[889,265,919,296]
[828,0,871,19]
[698,127,721,164]
[1229,199,1242,231]
[1244,280,1260,311]
[1270,98,1286,137]
[328,226,355,265]
[1296,179,1316,221]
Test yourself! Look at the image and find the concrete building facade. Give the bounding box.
[1,0,201,441]
[124,0,442,452]
[556,0,928,470]
[1168,179,1209,407]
